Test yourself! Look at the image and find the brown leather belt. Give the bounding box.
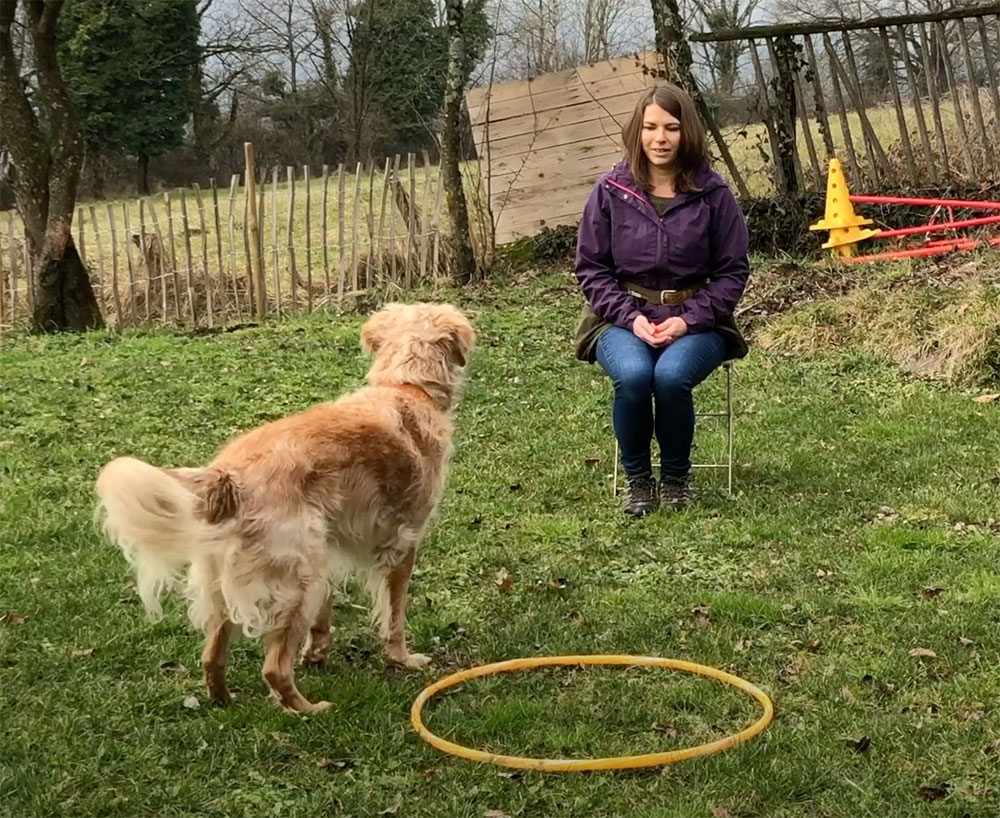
[624,282,701,306]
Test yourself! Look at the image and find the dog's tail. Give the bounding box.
[96,456,240,619]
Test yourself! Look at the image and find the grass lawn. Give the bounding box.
[1,263,999,817]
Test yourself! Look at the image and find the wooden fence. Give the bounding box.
[693,4,1000,193]
[0,149,475,332]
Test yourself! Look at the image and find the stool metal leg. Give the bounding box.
[610,362,735,497]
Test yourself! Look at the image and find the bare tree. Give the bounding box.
[441,0,477,283]
[688,0,761,97]
[0,0,102,331]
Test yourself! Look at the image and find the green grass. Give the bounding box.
[1,265,999,817]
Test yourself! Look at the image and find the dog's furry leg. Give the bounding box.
[378,549,430,668]
[302,591,332,666]
[263,621,331,714]
[202,619,234,703]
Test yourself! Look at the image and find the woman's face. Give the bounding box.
[640,103,682,171]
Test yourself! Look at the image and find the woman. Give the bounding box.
[575,82,750,517]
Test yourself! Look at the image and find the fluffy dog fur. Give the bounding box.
[96,303,474,713]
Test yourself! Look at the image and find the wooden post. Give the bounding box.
[896,24,937,184]
[390,154,400,282]
[977,17,1000,138]
[105,204,124,331]
[935,20,975,178]
[6,214,18,324]
[337,163,345,298]
[958,19,993,168]
[918,22,952,178]
[286,165,298,310]
[271,166,281,315]
[145,197,168,320]
[321,164,331,295]
[375,158,390,284]
[257,176,266,316]
[227,174,242,320]
[138,198,150,319]
[366,160,376,288]
[431,161,444,277]
[210,178,226,319]
[88,204,106,314]
[420,149,432,278]
[748,39,787,194]
[6,213,20,323]
[303,165,312,311]
[351,161,362,293]
[121,202,138,323]
[405,152,416,284]
[803,34,836,159]
[193,184,212,328]
[792,66,823,189]
[766,36,803,193]
[878,27,918,185]
[164,192,181,320]
[77,207,88,269]
[821,34,865,184]
[178,189,198,325]
[837,32,895,184]
[244,142,265,318]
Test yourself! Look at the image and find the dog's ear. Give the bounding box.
[361,305,397,354]
[440,319,475,368]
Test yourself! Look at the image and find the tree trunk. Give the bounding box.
[441,0,477,285]
[0,0,103,332]
[32,233,102,331]
[649,0,752,200]
[138,152,150,194]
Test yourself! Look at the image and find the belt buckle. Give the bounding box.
[659,289,677,305]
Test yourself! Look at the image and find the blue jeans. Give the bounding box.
[596,326,726,479]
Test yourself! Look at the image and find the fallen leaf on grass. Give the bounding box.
[691,605,711,628]
[547,578,567,591]
[380,793,403,815]
[917,785,949,801]
[651,722,677,738]
[160,660,187,673]
[0,612,25,626]
[908,647,937,659]
[0,440,15,449]
[958,636,974,647]
[316,758,352,770]
[421,768,436,782]
[804,639,822,653]
[918,587,944,600]
[583,458,600,468]
[182,696,200,709]
[72,648,94,658]
[841,685,857,703]
[973,393,1000,403]
[484,810,511,818]
[711,806,734,818]
[844,735,871,753]
[494,568,514,594]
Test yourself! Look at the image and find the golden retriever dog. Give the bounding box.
[96,303,474,713]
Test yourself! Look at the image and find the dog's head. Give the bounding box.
[362,303,475,408]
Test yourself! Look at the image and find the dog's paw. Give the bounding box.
[401,652,432,668]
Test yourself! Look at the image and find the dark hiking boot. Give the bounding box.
[659,475,692,510]
[623,474,658,517]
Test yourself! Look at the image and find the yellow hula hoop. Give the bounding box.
[410,654,774,772]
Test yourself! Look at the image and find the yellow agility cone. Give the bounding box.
[809,158,880,257]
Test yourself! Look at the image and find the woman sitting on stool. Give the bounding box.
[574,82,750,517]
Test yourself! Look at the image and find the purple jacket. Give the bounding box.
[575,161,750,332]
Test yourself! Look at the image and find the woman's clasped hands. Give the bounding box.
[631,314,688,347]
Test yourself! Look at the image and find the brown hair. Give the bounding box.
[621,83,709,193]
